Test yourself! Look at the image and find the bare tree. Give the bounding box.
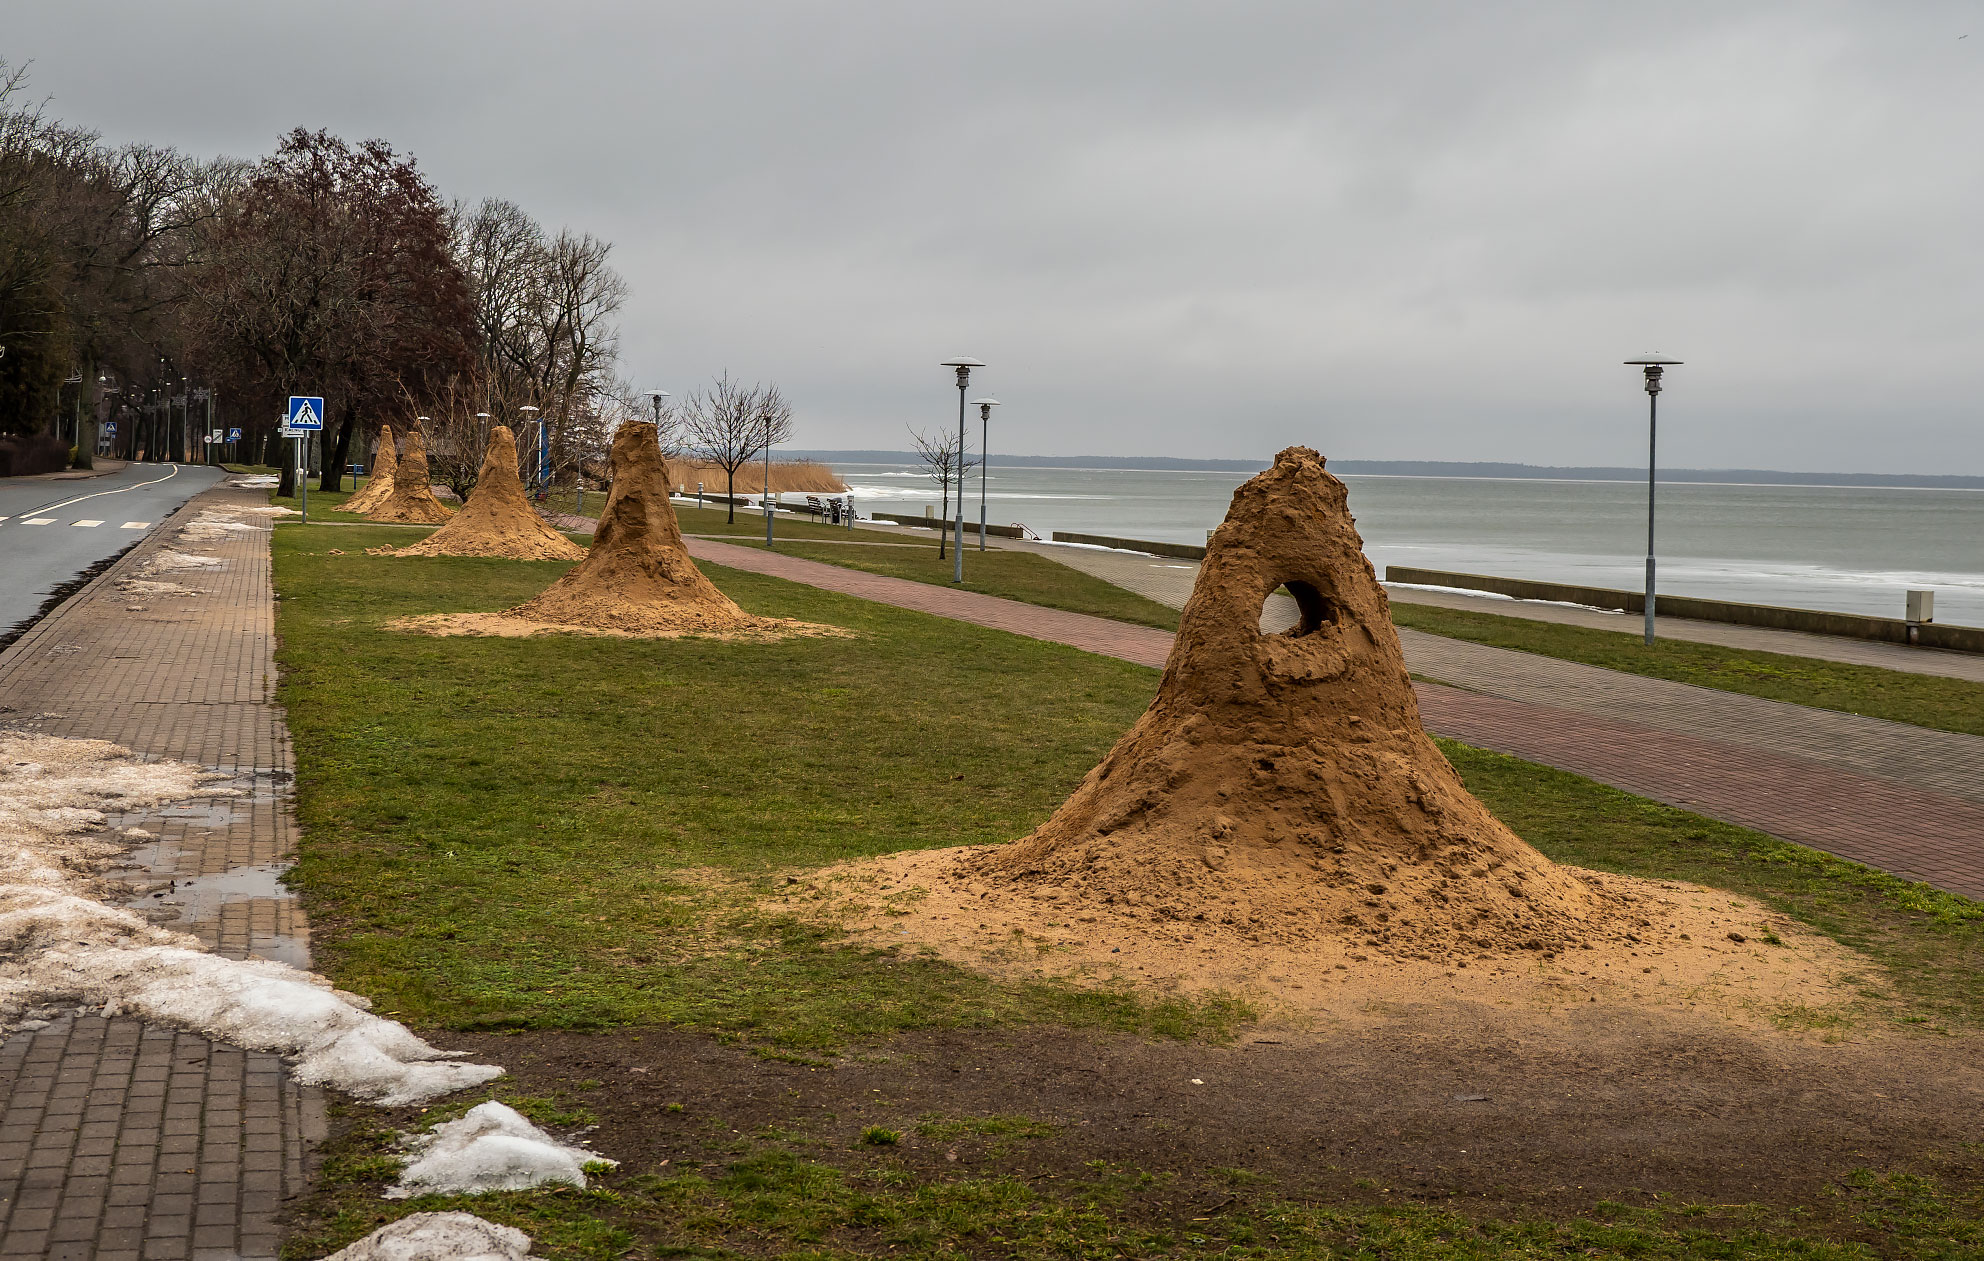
[908,424,978,559]
[679,373,793,524]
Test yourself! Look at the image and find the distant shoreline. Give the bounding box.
[789,450,1984,492]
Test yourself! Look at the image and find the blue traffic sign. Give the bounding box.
[287,396,325,431]
[227,427,242,441]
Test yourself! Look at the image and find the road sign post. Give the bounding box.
[288,397,324,523]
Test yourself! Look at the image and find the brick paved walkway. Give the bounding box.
[688,536,1984,901]
[0,482,321,1260]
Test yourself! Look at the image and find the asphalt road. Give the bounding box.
[0,462,225,633]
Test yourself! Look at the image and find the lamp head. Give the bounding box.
[1624,355,1681,396]
[971,397,1000,419]
[941,356,984,389]
[518,405,539,415]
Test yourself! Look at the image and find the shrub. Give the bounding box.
[0,433,71,478]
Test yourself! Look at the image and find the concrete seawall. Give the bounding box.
[1386,565,1984,655]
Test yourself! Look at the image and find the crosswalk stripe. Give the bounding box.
[24,518,55,525]
[121,521,150,530]
[73,519,104,528]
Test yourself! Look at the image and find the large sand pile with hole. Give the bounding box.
[375,426,582,561]
[365,427,452,524]
[392,421,845,643]
[819,447,1867,1023]
[343,425,399,514]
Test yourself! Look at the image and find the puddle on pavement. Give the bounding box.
[122,862,310,969]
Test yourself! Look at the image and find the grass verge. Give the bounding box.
[1395,601,1984,738]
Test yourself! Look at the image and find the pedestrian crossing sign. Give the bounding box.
[228,428,242,441]
[287,396,325,431]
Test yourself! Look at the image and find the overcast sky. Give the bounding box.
[9,2,1982,472]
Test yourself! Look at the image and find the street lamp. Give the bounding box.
[970,398,999,551]
[517,406,541,492]
[939,357,984,582]
[1623,355,1682,646]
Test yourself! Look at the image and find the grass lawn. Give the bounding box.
[272,526,1984,1258]
[1394,601,1984,738]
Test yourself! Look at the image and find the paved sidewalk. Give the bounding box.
[689,536,1984,901]
[987,535,1984,683]
[0,482,321,1260]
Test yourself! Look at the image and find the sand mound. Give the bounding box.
[375,426,583,561]
[504,420,830,637]
[365,428,452,524]
[816,446,1867,1022]
[344,425,400,514]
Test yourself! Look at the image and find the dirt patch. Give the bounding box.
[365,428,452,525]
[387,611,853,644]
[504,421,839,639]
[411,1016,1984,1223]
[344,425,399,515]
[373,426,583,561]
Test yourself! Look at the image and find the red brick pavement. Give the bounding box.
[689,537,1984,901]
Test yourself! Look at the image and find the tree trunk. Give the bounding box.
[939,475,949,559]
[725,465,737,524]
[320,404,354,493]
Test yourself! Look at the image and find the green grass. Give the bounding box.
[289,1118,1984,1260]
[274,524,1245,1047]
[274,528,1984,1046]
[1394,602,1984,738]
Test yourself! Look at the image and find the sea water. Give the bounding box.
[831,462,1984,627]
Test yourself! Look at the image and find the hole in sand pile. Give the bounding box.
[1277,580,1336,639]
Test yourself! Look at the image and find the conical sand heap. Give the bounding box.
[365,427,452,524]
[343,425,399,514]
[502,421,761,633]
[953,446,1635,960]
[378,426,582,561]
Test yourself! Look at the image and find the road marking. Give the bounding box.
[30,464,182,516]
[73,519,104,528]
[121,521,150,530]
[0,516,9,522]
[24,518,55,526]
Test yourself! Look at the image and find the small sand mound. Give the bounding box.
[343,425,400,514]
[375,426,583,561]
[365,428,451,524]
[503,420,830,638]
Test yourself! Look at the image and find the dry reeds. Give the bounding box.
[666,458,847,496]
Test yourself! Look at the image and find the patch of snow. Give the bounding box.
[0,735,503,1107]
[230,475,280,489]
[319,1211,533,1260]
[389,1101,615,1198]
[116,578,200,597]
[143,549,223,573]
[178,510,267,542]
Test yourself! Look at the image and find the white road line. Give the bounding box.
[24,518,55,526]
[120,521,150,529]
[32,464,182,516]
[73,519,104,528]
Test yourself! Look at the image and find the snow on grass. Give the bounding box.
[320,1211,533,1260]
[0,734,502,1106]
[388,1101,616,1198]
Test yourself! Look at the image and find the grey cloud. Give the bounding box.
[7,0,1980,471]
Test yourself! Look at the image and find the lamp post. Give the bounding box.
[969,398,999,550]
[763,407,777,548]
[1623,355,1681,646]
[939,357,983,582]
[517,406,541,492]
[644,391,670,505]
